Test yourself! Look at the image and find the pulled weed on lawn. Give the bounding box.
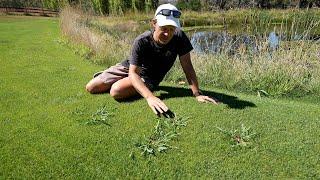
[133,116,189,158]
[85,105,115,126]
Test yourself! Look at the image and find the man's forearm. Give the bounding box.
[179,53,201,96]
[183,63,201,95]
[129,73,154,99]
[187,73,201,96]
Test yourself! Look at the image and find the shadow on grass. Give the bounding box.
[117,85,256,109]
[158,86,256,109]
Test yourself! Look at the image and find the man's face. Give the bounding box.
[153,23,176,45]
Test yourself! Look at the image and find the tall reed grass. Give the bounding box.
[166,29,320,96]
[59,6,131,66]
[173,44,320,96]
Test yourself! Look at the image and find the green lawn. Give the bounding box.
[1,15,319,179]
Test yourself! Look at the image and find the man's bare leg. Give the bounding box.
[86,76,138,99]
[86,77,112,94]
[109,77,138,100]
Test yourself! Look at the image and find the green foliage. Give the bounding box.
[91,0,107,15]
[0,0,42,8]
[2,0,320,15]
[42,0,69,10]
[131,0,138,12]
[177,0,202,11]
[0,0,156,15]
[109,0,123,15]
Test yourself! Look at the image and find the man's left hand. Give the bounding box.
[196,95,219,104]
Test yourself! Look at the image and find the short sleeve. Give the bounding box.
[177,30,193,57]
[129,38,144,66]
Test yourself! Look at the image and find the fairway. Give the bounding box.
[0,16,319,179]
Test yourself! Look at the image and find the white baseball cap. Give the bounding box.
[154,3,181,28]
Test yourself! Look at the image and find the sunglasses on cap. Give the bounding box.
[157,9,181,18]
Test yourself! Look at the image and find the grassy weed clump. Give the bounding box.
[85,105,114,126]
[71,104,115,126]
[133,116,189,157]
[217,124,257,147]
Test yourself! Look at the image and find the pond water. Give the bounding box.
[188,28,320,55]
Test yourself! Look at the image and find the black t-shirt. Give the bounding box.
[121,29,193,86]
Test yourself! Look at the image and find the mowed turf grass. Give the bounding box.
[1,15,320,179]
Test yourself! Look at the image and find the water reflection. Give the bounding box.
[268,32,279,50]
[189,30,318,55]
[190,31,259,54]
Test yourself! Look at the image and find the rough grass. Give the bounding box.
[59,7,131,66]
[166,44,320,96]
[1,15,320,179]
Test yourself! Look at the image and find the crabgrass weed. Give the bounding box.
[217,123,257,147]
[133,116,189,157]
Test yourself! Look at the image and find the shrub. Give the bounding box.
[176,0,202,11]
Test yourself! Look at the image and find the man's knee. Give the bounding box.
[85,80,109,94]
[109,83,122,99]
[85,83,96,94]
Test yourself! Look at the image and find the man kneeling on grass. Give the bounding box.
[86,3,218,115]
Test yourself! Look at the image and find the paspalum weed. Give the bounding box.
[170,116,189,129]
[217,123,256,147]
[134,116,189,157]
[165,116,189,134]
[135,120,176,156]
[85,105,114,126]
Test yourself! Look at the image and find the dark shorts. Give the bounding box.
[94,63,156,90]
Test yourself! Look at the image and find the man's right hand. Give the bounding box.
[146,96,169,115]
[129,65,169,115]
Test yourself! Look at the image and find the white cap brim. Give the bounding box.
[156,15,180,28]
